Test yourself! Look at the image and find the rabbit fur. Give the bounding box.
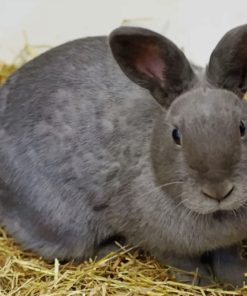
[0,24,247,285]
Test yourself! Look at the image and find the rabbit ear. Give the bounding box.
[109,27,196,108]
[207,24,247,97]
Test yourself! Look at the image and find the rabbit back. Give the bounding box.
[0,36,159,260]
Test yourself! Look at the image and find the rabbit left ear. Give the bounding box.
[207,24,247,98]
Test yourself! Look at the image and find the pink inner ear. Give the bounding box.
[136,44,166,87]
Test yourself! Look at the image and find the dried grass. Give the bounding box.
[0,63,17,85]
[1,228,247,296]
[1,44,247,296]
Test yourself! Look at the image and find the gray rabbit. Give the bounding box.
[0,23,247,286]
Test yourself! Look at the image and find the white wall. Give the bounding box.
[0,0,246,66]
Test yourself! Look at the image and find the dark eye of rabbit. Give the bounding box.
[240,120,246,137]
[172,128,182,145]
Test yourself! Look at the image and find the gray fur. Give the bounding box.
[0,25,247,286]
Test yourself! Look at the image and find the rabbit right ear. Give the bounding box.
[109,27,196,108]
[207,24,247,97]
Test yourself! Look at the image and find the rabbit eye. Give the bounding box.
[172,128,182,145]
[240,120,246,137]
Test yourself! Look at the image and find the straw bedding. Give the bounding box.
[0,49,247,296]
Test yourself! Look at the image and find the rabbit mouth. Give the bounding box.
[211,210,226,220]
[181,193,247,216]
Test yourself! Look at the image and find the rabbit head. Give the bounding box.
[110,24,247,216]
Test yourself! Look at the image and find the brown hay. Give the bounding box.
[0,63,17,85]
[1,46,247,296]
[1,228,247,296]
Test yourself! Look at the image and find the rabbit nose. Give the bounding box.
[201,180,234,201]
